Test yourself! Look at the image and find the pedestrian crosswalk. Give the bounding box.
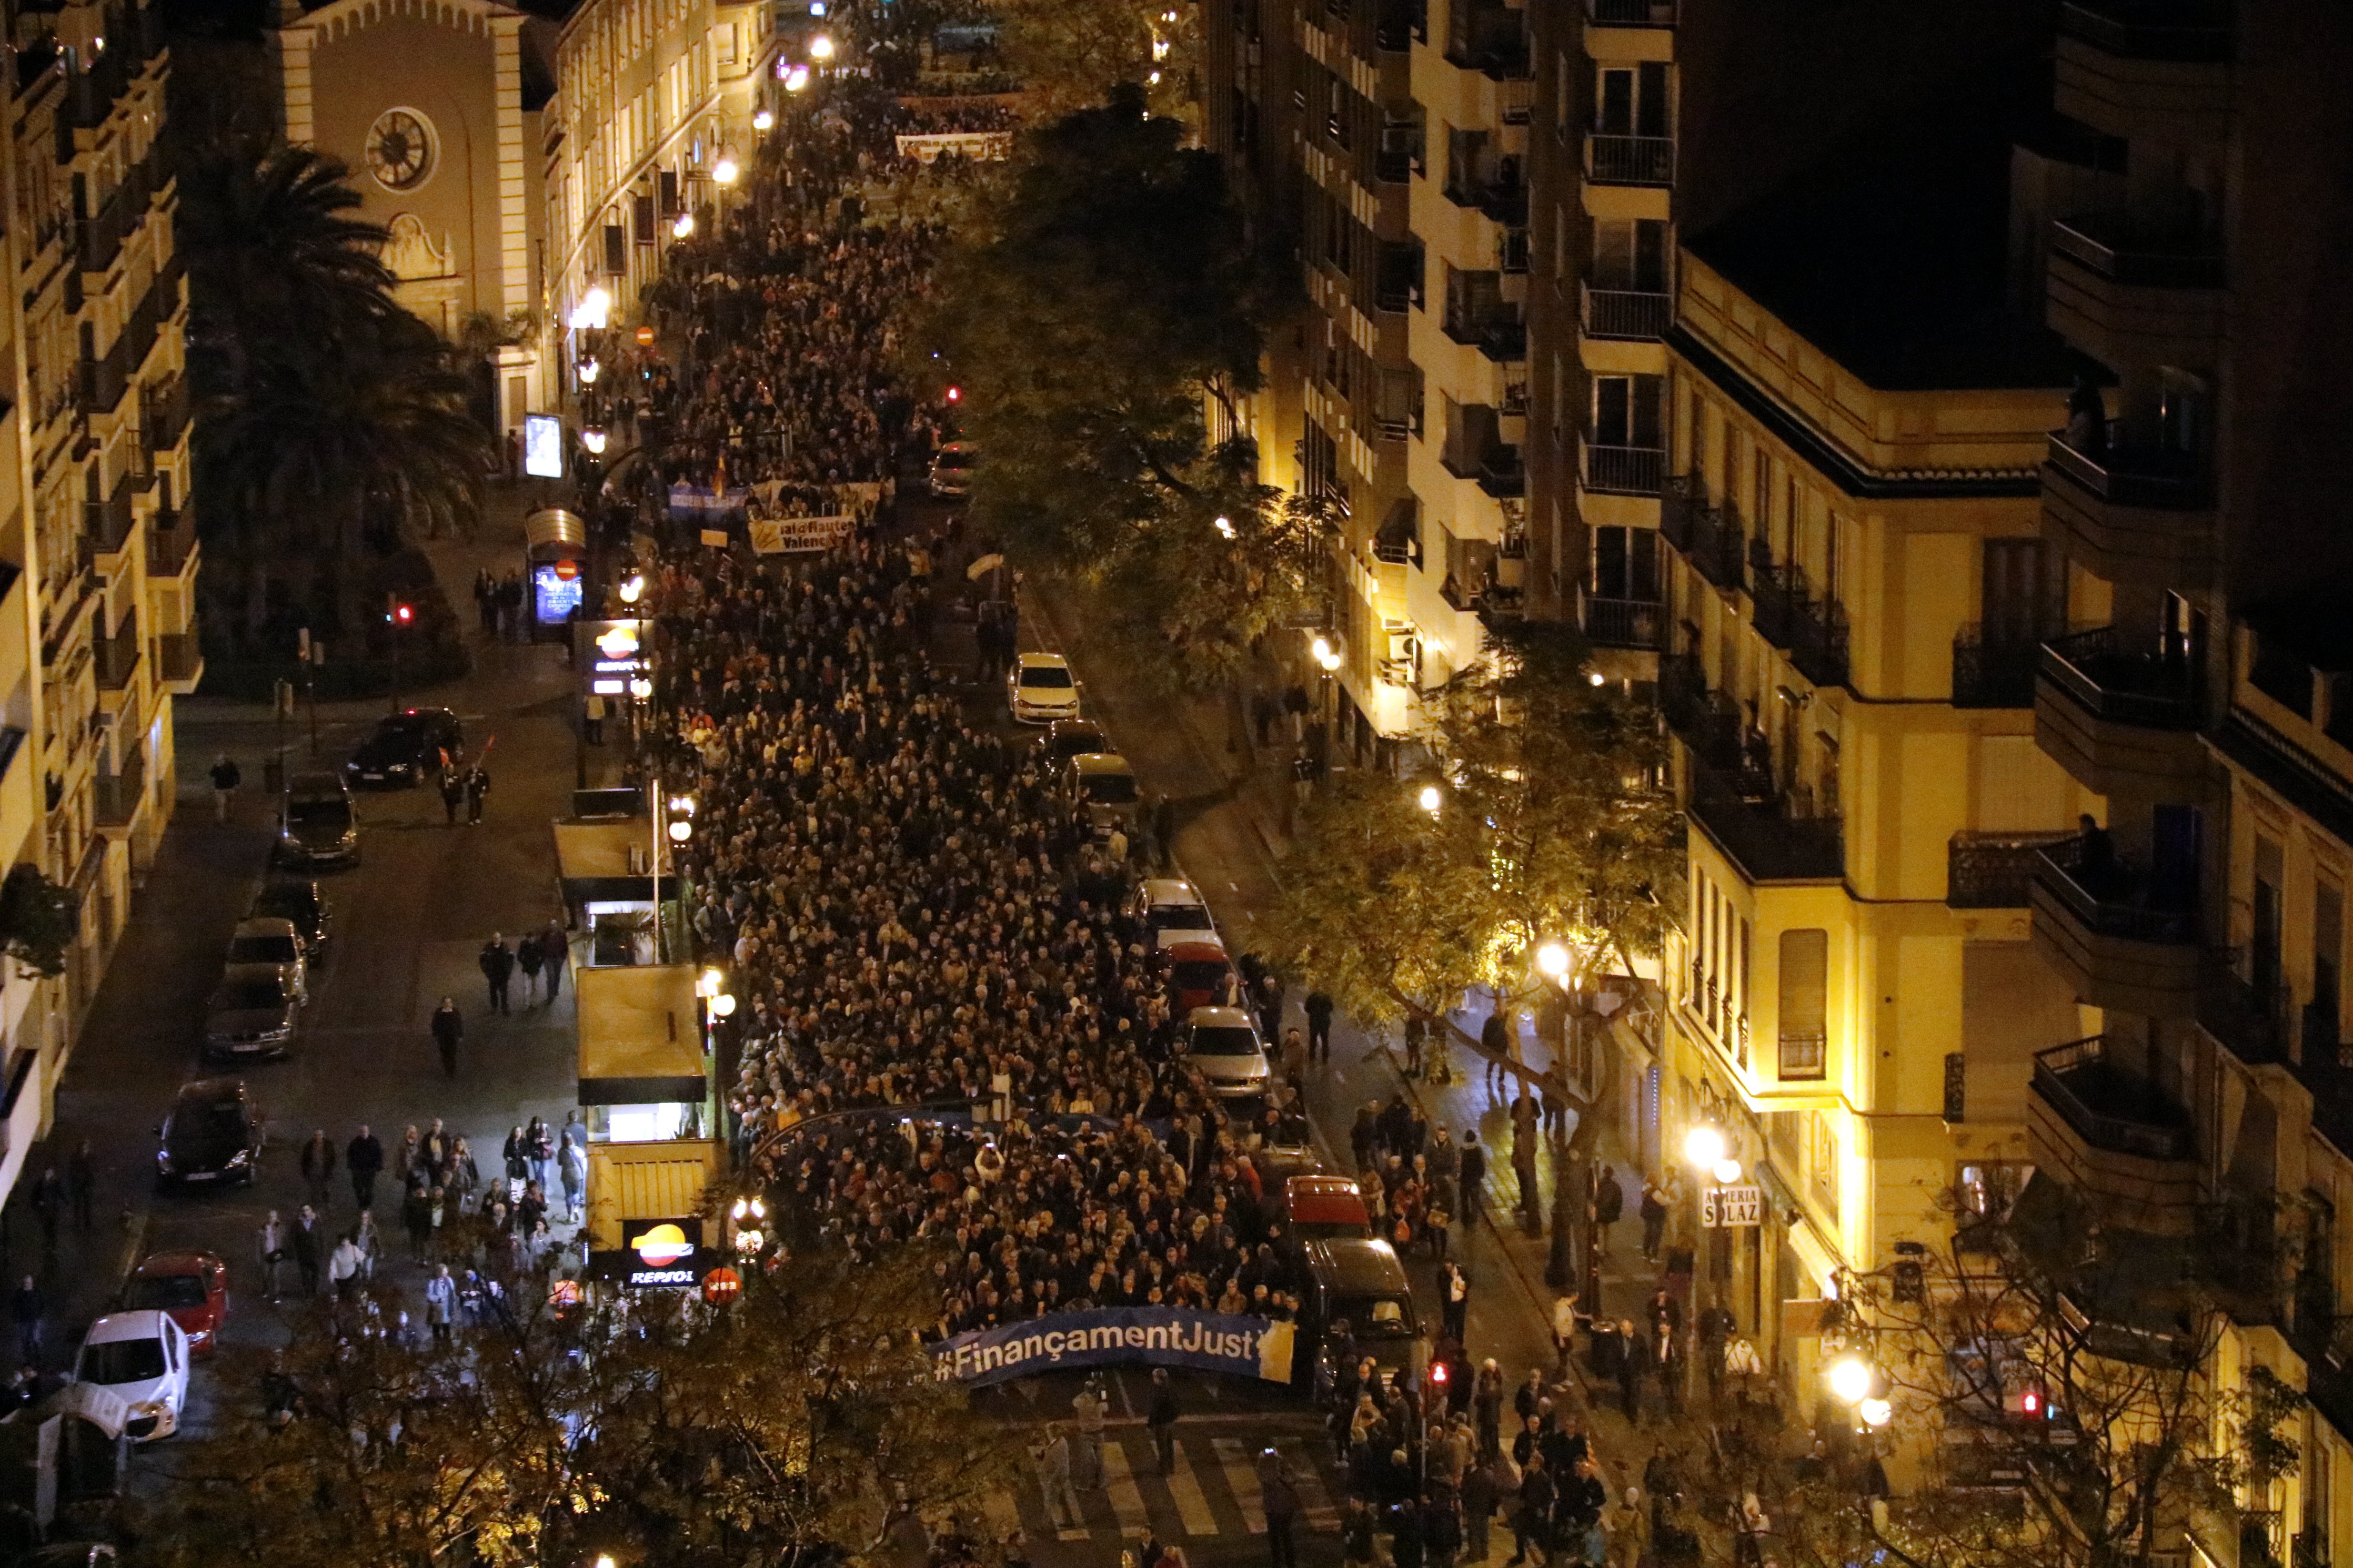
[985,1426,1344,1552]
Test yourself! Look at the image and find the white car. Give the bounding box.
[1183,1006,1273,1098]
[1008,652,1081,725]
[1130,877,1216,949]
[76,1310,189,1441]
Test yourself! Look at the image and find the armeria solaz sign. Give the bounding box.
[933,1308,1295,1387]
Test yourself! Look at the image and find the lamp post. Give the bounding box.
[1685,1123,1741,1404]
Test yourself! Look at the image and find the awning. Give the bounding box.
[553,817,681,906]
[586,1138,723,1251]
[577,964,706,1104]
[524,508,589,557]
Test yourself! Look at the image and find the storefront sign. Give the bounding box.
[1702,1185,1764,1228]
[524,413,565,479]
[932,1308,1294,1386]
[590,1216,710,1288]
[749,515,855,555]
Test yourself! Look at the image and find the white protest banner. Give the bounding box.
[750,515,857,555]
[894,131,1014,165]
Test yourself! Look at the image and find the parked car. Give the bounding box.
[1165,939,1236,1014]
[275,771,359,868]
[1007,652,1081,726]
[249,878,331,955]
[74,1310,189,1440]
[122,1252,229,1356]
[224,917,308,1004]
[1129,878,1216,949]
[1297,1237,1424,1397]
[155,1078,264,1190]
[1065,753,1141,838]
[202,972,297,1064]
[345,707,463,787]
[1181,1006,1271,1098]
[928,440,976,497]
[1039,718,1112,770]
[1283,1175,1374,1243]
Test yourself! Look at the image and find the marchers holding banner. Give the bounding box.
[749,515,857,555]
[895,131,1014,165]
[932,1308,1294,1387]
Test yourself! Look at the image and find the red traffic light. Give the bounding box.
[2020,1388,2041,1417]
[945,386,961,402]
[1429,1361,1449,1385]
[391,603,415,625]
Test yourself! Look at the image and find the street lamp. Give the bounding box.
[783,63,811,92]
[1419,784,1442,816]
[752,107,775,131]
[713,151,740,186]
[710,992,737,1018]
[578,357,600,385]
[672,210,695,239]
[1827,1355,1875,1407]
[807,31,834,58]
[1684,1125,1727,1170]
[568,287,612,332]
[1536,942,1570,980]
[698,968,723,1000]
[1214,514,1235,539]
[618,571,645,605]
[581,426,607,456]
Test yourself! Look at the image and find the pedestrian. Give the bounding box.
[1616,1320,1646,1423]
[583,691,606,745]
[480,934,514,1014]
[1280,1027,1309,1088]
[560,1134,587,1225]
[440,766,465,825]
[1459,1131,1486,1240]
[301,1128,336,1210]
[1472,1358,1505,1461]
[1259,1445,1303,1568]
[1511,1093,1541,1216]
[329,1230,365,1299]
[527,1116,557,1196]
[1304,988,1334,1063]
[1147,1367,1180,1474]
[29,1169,61,1255]
[1442,1261,1470,1344]
[293,1204,324,1296]
[517,932,544,1005]
[466,763,491,824]
[403,1185,434,1264]
[1036,1425,1080,1529]
[1071,1378,1107,1487]
[355,1208,383,1280]
[503,1126,531,1202]
[209,753,242,821]
[8,1277,42,1365]
[257,1210,286,1298]
[425,1263,457,1342]
[1592,1165,1623,1255]
[1462,1450,1499,1564]
[541,919,570,1000]
[1638,1178,1668,1263]
[1551,1293,1581,1378]
[432,996,464,1077]
[1731,1492,1769,1568]
[1507,1452,1552,1567]
[1482,1008,1512,1096]
[66,1140,94,1232]
[347,1124,384,1212]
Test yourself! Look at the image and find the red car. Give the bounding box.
[123,1251,228,1356]
[1165,939,1236,1015]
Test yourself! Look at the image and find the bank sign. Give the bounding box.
[933,1308,1295,1387]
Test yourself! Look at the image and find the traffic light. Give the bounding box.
[1429,1360,1449,1388]
[2019,1388,2041,1418]
[386,601,415,626]
[946,385,961,403]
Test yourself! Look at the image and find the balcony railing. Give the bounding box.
[1689,759,1845,882]
[1778,1031,1826,1080]
[1584,595,1664,650]
[1479,319,1528,362]
[2032,1035,2195,1160]
[147,508,196,578]
[1581,440,1662,497]
[93,753,145,827]
[159,629,203,686]
[85,473,136,558]
[2035,835,2200,945]
[2050,213,2225,289]
[147,375,193,455]
[78,339,133,418]
[1585,133,1673,186]
[95,624,140,691]
[2040,625,2201,729]
[2046,431,2210,510]
[1587,0,1676,21]
[2058,1,2232,63]
[1658,653,1741,770]
[2197,960,2294,1065]
[1478,447,1524,499]
[1949,831,2078,908]
[1581,283,1671,340]
[1953,623,2045,707]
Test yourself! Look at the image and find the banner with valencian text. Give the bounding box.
[932,1309,1294,1386]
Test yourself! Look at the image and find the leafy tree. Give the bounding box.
[1765,1189,2310,1568]
[1261,619,1683,1121]
[923,84,1293,691]
[146,1248,1013,1568]
[0,863,77,978]
[984,0,1200,121]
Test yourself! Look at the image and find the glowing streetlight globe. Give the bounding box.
[1858,1397,1893,1429]
[753,107,775,131]
[1712,1158,1744,1185]
[668,819,692,843]
[1536,942,1570,978]
[710,992,737,1017]
[808,32,834,58]
[1419,785,1442,815]
[672,210,695,239]
[713,155,740,186]
[1684,1126,1726,1170]
[1827,1357,1874,1405]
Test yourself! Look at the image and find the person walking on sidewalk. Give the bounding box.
[479,935,515,1013]
[431,997,464,1077]
[1458,1132,1486,1242]
[1036,1425,1080,1529]
[1304,989,1334,1064]
[347,1125,384,1212]
[440,767,465,826]
[209,754,242,822]
[424,1264,457,1343]
[1510,1093,1541,1217]
[66,1141,94,1232]
[1260,1446,1304,1568]
[29,1168,62,1256]
[1147,1368,1180,1474]
[300,1129,336,1211]
[517,932,545,1006]
[1482,1009,1514,1097]
[1638,1177,1669,1264]
[9,1277,43,1365]
[1592,1166,1623,1258]
[1071,1378,1107,1487]
[291,1205,324,1296]
[465,763,491,825]
[541,919,570,1001]
[257,1211,286,1299]
[1441,1261,1470,1344]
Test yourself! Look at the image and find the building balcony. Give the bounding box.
[1660,482,1744,594]
[1585,133,1673,187]
[1581,283,1671,341]
[1777,1030,1826,1081]
[2050,213,2225,290]
[2041,433,2215,591]
[1952,623,2046,708]
[2027,1034,2200,1235]
[2195,960,2295,1066]
[2029,835,2203,1017]
[1477,447,1524,499]
[1586,0,1675,23]
[78,341,133,421]
[84,474,137,565]
[2035,625,2208,798]
[1948,829,2078,908]
[1751,557,1848,687]
[93,751,146,829]
[2055,4,2231,147]
[1688,758,1844,884]
[1658,653,1741,769]
[2059,0,2231,63]
[2048,214,2224,372]
[1584,595,1664,651]
[1580,439,1662,497]
[158,628,204,695]
[147,508,196,582]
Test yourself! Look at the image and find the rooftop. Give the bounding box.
[1686,52,2080,393]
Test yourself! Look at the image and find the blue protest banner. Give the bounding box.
[932,1309,1296,1387]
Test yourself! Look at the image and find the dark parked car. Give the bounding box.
[1039,718,1111,770]
[155,1079,263,1190]
[275,772,359,867]
[344,707,463,787]
[202,973,297,1064]
[249,878,331,954]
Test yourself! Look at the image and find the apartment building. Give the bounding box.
[0,0,196,1193]
[540,0,777,387]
